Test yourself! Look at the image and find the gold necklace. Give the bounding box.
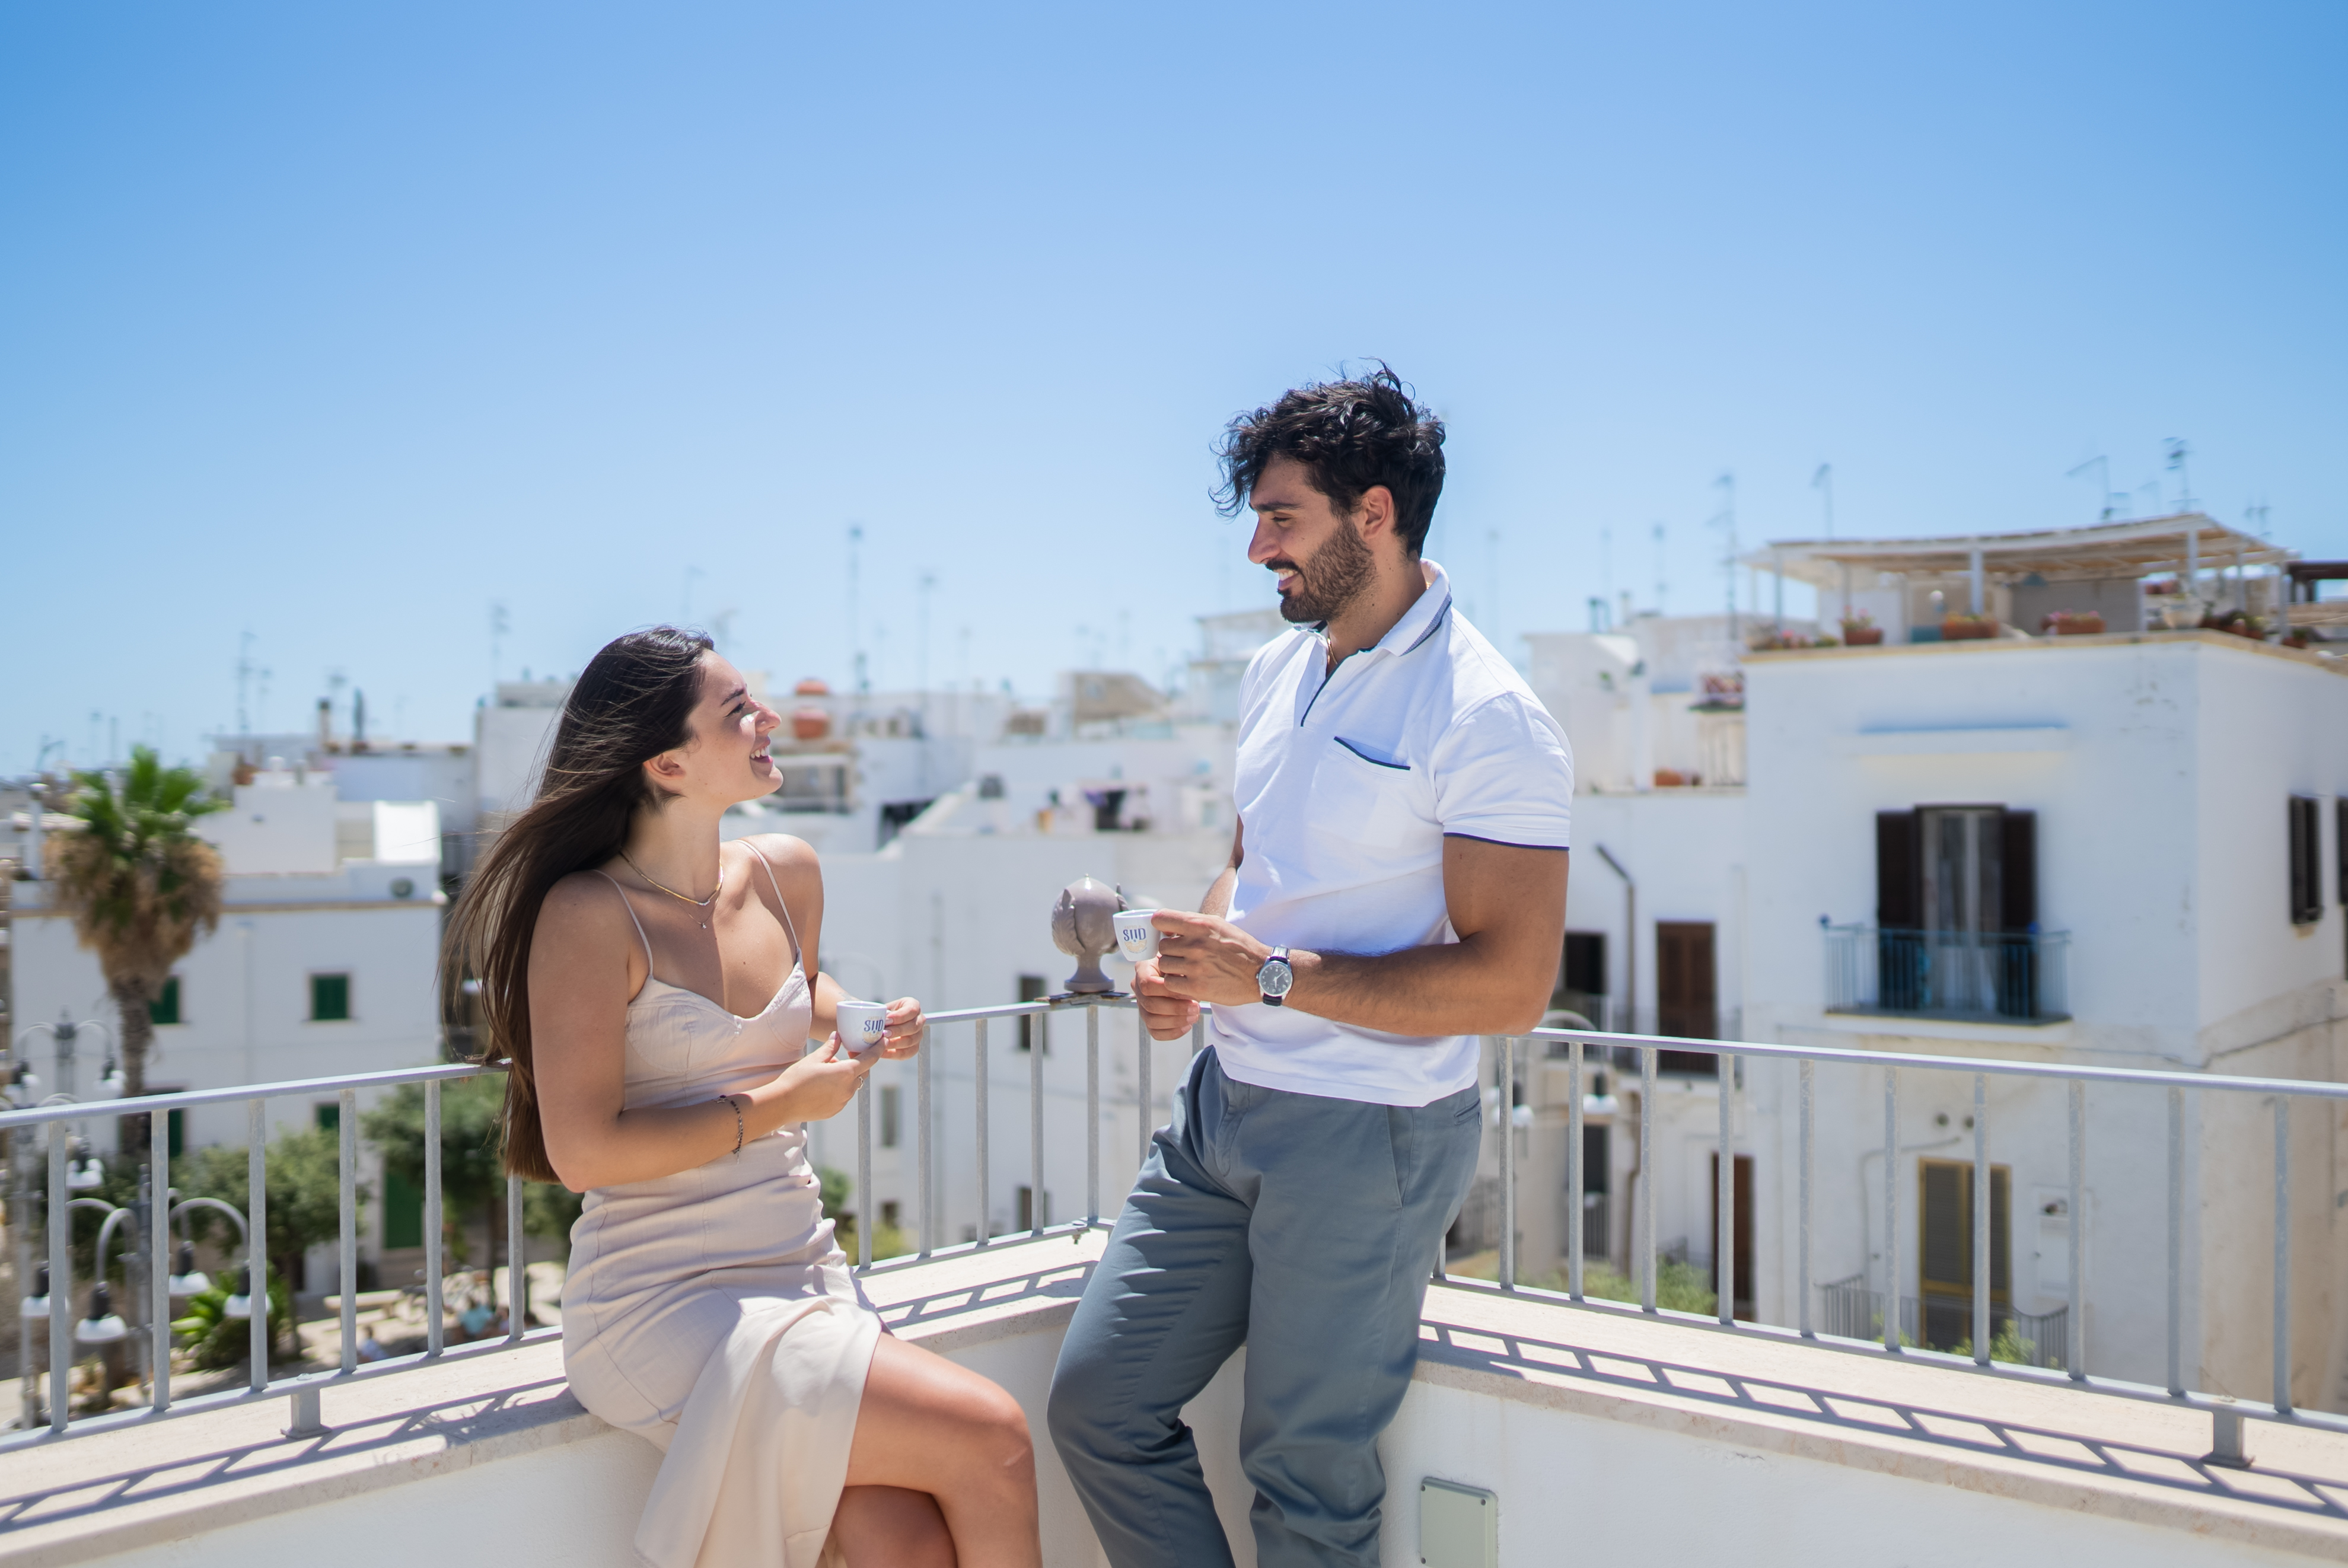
[620,848,725,930]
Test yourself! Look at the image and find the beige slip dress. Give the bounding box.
[562,847,881,1568]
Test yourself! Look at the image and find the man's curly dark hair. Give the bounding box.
[1213,364,1447,557]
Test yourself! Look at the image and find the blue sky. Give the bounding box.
[5,2,2342,772]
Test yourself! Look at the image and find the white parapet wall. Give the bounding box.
[9,1236,2347,1567]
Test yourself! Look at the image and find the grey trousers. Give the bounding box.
[1047,1047,1484,1568]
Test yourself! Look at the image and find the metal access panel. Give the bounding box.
[1419,1477,1498,1568]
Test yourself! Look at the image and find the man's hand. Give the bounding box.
[1150,912,1273,1009]
[1131,958,1200,1041]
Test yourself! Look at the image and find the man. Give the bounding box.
[1047,367,1573,1566]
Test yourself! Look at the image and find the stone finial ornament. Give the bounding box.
[1052,877,1121,995]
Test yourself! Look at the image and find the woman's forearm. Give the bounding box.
[552,1076,815,1190]
[810,970,846,1038]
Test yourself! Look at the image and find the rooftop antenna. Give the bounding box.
[1485,528,1501,645]
[2065,454,2120,521]
[1651,522,1667,615]
[848,525,868,697]
[489,602,509,688]
[1812,463,1834,540]
[2164,438,2195,513]
[235,631,257,735]
[1710,472,1738,642]
[1601,525,1613,611]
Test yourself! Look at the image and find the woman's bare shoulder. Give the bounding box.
[537,868,638,945]
[741,832,821,889]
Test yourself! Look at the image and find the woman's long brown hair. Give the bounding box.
[444,627,713,1183]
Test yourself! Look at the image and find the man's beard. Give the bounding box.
[1273,522,1376,625]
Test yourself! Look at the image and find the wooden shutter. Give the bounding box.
[1920,1162,1967,1296]
[2337,799,2347,907]
[1999,811,2037,932]
[2289,797,2320,925]
[1877,811,1920,929]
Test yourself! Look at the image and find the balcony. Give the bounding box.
[8,1005,2348,1566]
[1824,923,2070,1025]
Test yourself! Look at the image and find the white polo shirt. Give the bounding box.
[1212,559,1574,1107]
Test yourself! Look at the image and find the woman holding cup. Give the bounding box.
[447,627,1041,1568]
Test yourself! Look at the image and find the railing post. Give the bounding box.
[1799,1057,1814,1338]
[2273,1096,2291,1416]
[339,1087,358,1376]
[1086,1003,1100,1228]
[47,1120,69,1433]
[2167,1086,2183,1397]
[248,1099,269,1392]
[424,1080,444,1358]
[1566,1037,1584,1302]
[1883,1067,1899,1353]
[856,1072,873,1269]
[974,1018,989,1249]
[1498,1037,1515,1292]
[1639,1045,1656,1313]
[1717,1052,1735,1325]
[1030,1009,1045,1237]
[917,1012,934,1261]
[506,1174,525,1341]
[1136,1009,1152,1173]
[2067,1078,2085,1379]
[151,1133,171,1414]
[1971,1073,1989,1365]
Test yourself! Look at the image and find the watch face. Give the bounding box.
[1257,957,1294,997]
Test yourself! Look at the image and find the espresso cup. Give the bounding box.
[834,1000,889,1056]
[1114,908,1162,963]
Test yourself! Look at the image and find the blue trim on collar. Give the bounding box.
[1397,594,1452,655]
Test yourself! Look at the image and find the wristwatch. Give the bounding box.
[1256,947,1294,1007]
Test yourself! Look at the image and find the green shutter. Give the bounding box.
[149,977,181,1027]
[311,974,352,1022]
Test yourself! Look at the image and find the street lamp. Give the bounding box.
[224,1264,253,1321]
[76,1282,127,1346]
[20,1263,50,1320]
[167,1241,211,1299]
[67,1137,106,1191]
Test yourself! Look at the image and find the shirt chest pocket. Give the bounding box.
[1306,737,1431,854]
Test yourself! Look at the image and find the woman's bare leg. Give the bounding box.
[843,1334,1040,1568]
[831,1485,954,1567]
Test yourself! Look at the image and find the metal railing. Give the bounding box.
[1824,924,2070,1024]
[2,1060,544,1451]
[1461,1026,2348,1467]
[1814,1273,2067,1370]
[0,992,1193,1449]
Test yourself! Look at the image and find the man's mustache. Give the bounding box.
[1264,559,1301,575]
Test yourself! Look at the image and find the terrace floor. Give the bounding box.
[6,1235,2347,1566]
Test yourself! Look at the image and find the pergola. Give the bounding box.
[1740,513,2294,620]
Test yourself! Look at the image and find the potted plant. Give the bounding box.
[1941,611,1998,640]
[1840,611,1883,646]
[2042,609,2105,636]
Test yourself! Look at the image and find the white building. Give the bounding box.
[9,761,448,1285]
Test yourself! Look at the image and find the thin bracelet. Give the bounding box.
[717,1094,744,1156]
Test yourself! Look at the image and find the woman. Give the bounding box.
[447,627,1040,1568]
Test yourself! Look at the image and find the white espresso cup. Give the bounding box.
[834,1000,889,1056]
[1114,908,1162,964]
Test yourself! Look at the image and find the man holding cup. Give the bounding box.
[1047,367,1573,1567]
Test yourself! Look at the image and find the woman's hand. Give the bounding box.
[775,1037,875,1123]
[877,996,925,1060]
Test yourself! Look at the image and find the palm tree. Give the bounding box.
[47,747,228,1127]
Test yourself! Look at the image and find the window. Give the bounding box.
[383,1168,424,1249]
[149,976,182,1027]
[1710,1153,1754,1320]
[1918,1158,2011,1351]
[1015,1185,1052,1232]
[880,1200,900,1231]
[314,1102,339,1132]
[2289,796,2322,925]
[310,973,352,1022]
[1655,922,1718,1075]
[880,1085,901,1149]
[1015,974,1047,1052]
[1551,932,1607,1026]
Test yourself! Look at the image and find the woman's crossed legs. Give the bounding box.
[830,1334,1041,1568]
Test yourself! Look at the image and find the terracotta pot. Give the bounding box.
[790,708,830,741]
[1842,626,1884,646]
[1941,619,1997,641]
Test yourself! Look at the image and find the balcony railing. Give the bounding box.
[1824,923,2070,1024]
[1815,1273,2067,1370]
[9,995,2346,1478]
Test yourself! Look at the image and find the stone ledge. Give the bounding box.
[1419,1285,2348,1562]
[0,1234,1108,1568]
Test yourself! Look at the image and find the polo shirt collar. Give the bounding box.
[1366,559,1452,659]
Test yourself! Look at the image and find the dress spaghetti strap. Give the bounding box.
[748,844,802,964]
[594,871,657,969]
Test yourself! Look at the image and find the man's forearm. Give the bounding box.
[1201,865,1238,920]
[1284,938,1547,1038]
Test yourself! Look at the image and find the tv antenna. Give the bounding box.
[1709,472,1738,641]
[1811,463,1834,540]
[2065,455,2122,521]
[2164,438,2195,512]
[1651,522,1667,616]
